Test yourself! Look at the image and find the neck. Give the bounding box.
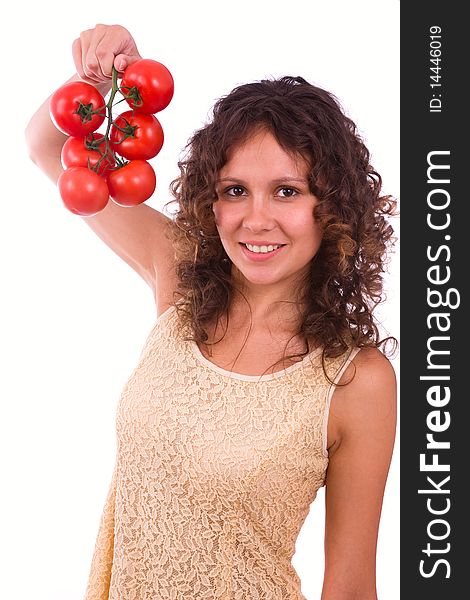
[228,267,308,330]
[228,289,306,336]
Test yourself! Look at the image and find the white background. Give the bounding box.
[0,1,399,598]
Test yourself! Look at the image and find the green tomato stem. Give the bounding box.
[92,66,126,174]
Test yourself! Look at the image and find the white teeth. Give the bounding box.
[245,243,283,253]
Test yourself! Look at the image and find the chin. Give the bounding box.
[233,268,283,286]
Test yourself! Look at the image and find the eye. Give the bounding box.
[223,185,246,197]
[277,187,299,198]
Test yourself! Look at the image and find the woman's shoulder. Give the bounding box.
[343,345,395,380]
[329,346,397,445]
[337,346,397,396]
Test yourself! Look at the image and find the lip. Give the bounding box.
[239,242,286,261]
[241,241,286,246]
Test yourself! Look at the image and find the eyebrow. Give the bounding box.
[216,177,308,184]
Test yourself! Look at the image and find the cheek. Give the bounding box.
[291,215,323,256]
[290,211,320,236]
[212,203,237,232]
[211,203,222,227]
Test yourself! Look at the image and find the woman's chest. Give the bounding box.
[114,316,329,491]
[116,367,327,504]
[116,348,325,474]
[196,329,310,377]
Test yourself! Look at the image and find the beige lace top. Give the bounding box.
[84,304,361,600]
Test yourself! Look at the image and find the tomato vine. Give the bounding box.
[50,58,174,215]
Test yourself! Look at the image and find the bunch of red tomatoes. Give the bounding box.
[50,59,174,216]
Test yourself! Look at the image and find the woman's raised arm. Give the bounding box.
[25,24,178,311]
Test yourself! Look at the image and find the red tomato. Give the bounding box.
[61,133,116,176]
[110,111,164,160]
[107,160,156,206]
[50,81,106,137]
[58,167,109,216]
[121,59,174,114]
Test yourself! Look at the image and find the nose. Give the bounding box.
[242,195,276,232]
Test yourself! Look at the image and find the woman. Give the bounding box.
[25,24,397,600]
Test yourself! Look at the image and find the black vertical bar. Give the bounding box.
[401,3,468,598]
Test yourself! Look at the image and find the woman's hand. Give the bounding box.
[72,24,142,85]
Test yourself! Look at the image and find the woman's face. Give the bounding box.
[212,128,323,292]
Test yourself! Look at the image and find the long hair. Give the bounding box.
[163,76,398,383]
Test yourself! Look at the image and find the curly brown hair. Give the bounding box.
[163,75,398,384]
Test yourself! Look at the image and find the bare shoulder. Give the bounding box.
[327,347,397,454]
[341,346,397,389]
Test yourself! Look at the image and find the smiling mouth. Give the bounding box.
[239,243,287,261]
[239,242,287,254]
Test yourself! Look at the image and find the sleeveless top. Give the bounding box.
[84,304,361,600]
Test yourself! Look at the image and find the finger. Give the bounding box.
[114,54,127,73]
[75,30,100,83]
[113,53,135,74]
[86,24,117,80]
[72,38,90,83]
[107,25,141,73]
[83,29,108,83]
[95,42,115,79]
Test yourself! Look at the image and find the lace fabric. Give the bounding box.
[84,305,360,599]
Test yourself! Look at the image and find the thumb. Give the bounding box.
[114,53,140,73]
